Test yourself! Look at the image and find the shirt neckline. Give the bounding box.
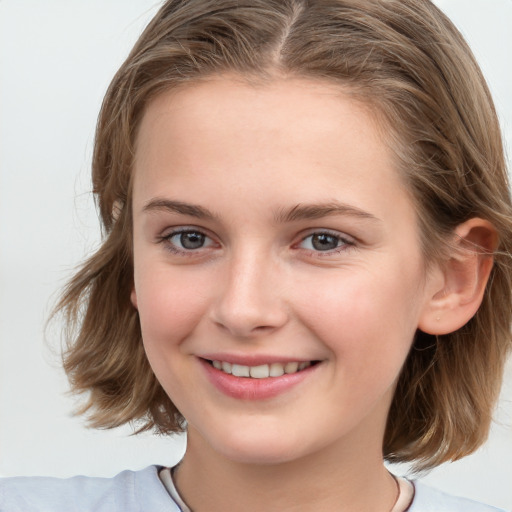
[158,466,415,512]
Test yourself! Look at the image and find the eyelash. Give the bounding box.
[158,228,216,256]
[157,228,356,257]
[295,230,355,256]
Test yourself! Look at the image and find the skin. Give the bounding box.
[129,76,492,511]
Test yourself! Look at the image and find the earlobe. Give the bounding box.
[418,218,497,335]
[131,287,138,310]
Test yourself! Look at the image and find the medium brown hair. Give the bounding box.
[56,0,512,470]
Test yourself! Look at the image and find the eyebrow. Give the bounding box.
[142,198,217,220]
[274,201,380,224]
[142,198,380,224]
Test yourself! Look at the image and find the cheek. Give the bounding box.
[134,265,211,347]
[294,266,422,368]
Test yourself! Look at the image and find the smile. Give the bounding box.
[201,358,321,400]
[208,360,314,378]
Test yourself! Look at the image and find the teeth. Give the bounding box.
[250,364,270,379]
[211,360,312,378]
[231,364,250,377]
[284,362,299,374]
[269,362,285,377]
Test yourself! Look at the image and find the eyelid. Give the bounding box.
[157,226,219,255]
[295,229,356,254]
[156,225,356,257]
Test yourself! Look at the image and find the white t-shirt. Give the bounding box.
[0,465,508,511]
[159,467,417,511]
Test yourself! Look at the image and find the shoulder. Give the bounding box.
[409,481,509,512]
[0,465,180,512]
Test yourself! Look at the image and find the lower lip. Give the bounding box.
[200,359,318,400]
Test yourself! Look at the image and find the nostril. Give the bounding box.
[211,307,288,338]
[253,325,276,332]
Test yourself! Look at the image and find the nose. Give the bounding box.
[209,249,289,338]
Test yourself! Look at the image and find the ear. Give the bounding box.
[131,286,138,310]
[112,200,123,221]
[418,218,498,335]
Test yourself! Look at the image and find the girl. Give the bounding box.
[1,0,511,510]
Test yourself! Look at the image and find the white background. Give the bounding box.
[0,0,511,509]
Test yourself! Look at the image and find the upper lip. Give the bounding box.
[199,353,318,366]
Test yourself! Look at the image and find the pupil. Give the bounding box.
[312,234,338,251]
[180,232,204,249]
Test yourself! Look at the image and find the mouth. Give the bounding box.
[200,357,321,400]
[204,359,320,379]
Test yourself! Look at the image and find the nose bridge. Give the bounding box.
[211,243,288,337]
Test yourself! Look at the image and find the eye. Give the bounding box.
[162,229,216,253]
[298,232,353,252]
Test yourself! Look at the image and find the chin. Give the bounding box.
[204,426,315,466]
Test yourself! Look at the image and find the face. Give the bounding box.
[131,77,437,466]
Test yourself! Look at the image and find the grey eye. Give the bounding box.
[169,231,209,250]
[298,231,354,253]
[306,233,341,251]
[179,231,205,249]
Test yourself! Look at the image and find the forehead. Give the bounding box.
[132,76,412,222]
[136,77,385,155]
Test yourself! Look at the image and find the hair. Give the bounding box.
[55,0,512,471]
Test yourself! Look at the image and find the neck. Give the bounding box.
[174,427,397,512]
